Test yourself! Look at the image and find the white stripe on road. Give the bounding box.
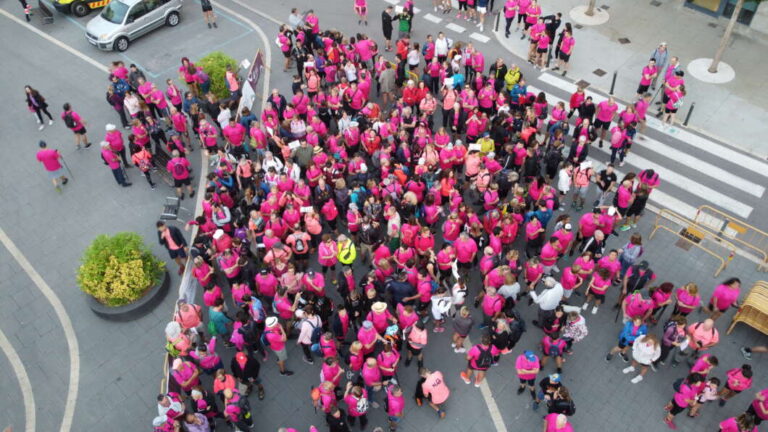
[644,117,768,177]
[383,0,400,4]
[413,6,421,14]
[537,72,768,178]
[446,22,467,33]
[470,32,491,43]
[464,336,509,432]
[0,225,81,432]
[0,8,108,73]
[636,136,764,198]
[529,85,755,216]
[590,144,753,218]
[587,158,701,220]
[0,328,36,432]
[424,13,443,23]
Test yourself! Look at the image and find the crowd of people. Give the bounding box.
[20,1,761,431]
[144,3,766,432]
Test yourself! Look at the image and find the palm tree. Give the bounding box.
[708,0,763,73]
[585,0,597,16]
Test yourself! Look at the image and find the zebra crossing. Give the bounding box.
[526,83,766,221]
[386,0,490,43]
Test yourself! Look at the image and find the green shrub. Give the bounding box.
[198,51,239,99]
[77,232,165,307]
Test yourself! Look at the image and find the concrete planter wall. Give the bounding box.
[87,271,170,321]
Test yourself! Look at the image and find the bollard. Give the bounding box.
[609,71,617,95]
[494,11,500,32]
[683,102,696,126]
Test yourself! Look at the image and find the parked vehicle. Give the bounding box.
[85,0,182,51]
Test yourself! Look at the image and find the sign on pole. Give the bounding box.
[237,49,264,118]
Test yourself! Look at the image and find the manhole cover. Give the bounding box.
[601,4,610,9]
[708,22,717,27]
[575,79,590,88]
[650,0,661,6]
[618,37,631,44]
[574,24,584,29]
[675,238,693,251]
[593,69,606,77]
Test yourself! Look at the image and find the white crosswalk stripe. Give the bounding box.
[446,22,467,33]
[526,85,756,219]
[470,32,491,43]
[424,13,443,23]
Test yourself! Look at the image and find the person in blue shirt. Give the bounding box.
[605,316,647,362]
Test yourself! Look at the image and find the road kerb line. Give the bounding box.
[0,328,36,432]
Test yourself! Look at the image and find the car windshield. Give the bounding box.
[100,0,129,24]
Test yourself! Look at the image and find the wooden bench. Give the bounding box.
[38,0,54,24]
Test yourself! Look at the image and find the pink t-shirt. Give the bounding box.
[596,100,618,123]
[544,413,573,432]
[264,328,286,351]
[36,149,62,171]
[386,388,405,416]
[455,238,478,263]
[560,267,579,291]
[710,284,739,310]
[467,344,500,370]
[590,273,611,295]
[344,389,369,417]
[515,355,540,380]
[719,417,758,432]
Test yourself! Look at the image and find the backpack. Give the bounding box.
[227,397,253,425]
[555,399,576,416]
[260,330,271,348]
[172,161,186,177]
[165,339,181,357]
[249,297,266,323]
[294,235,305,252]
[63,112,76,128]
[476,345,493,369]
[305,318,322,344]
[138,157,152,172]
[355,396,369,414]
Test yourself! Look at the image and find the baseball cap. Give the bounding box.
[549,373,561,383]
[524,350,536,361]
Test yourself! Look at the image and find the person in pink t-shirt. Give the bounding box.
[594,97,619,147]
[36,141,69,189]
[515,350,540,402]
[719,364,753,407]
[460,334,499,386]
[544,413,573,432]
[636,59,658,98]
[343,383,370,429]
[167,150,195,200]
[61,102,92,149]
[705,277,741,321]
[719,413,759,432]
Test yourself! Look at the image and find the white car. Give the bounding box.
[85,0,183,51]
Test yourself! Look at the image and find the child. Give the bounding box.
[541,332,567,374]
[556,162,573,211]
[431,287,453,333]
[719,364,753,407]
[688,377,720,417]
[451,306,474,353]
[515,350,541,402]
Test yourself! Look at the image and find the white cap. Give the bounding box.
[213,229,224,240]
[608,206,617,216]
[266,316,279,327]
[105,124,117,131]
[580,161,592,170]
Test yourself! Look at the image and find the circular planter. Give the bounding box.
[87,271,171,321]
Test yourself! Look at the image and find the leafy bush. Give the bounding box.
[77,233,165,307]
[198,51,239,100]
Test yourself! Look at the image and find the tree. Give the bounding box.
[585,0,597,16]
[708,0,763,73]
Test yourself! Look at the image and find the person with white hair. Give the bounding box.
[530,277,564,325]
[543,412,573,431]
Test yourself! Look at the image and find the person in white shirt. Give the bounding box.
[434,32,450,61]
[431,287,453,333]
[530,277,564,324]
[261,151,284,173]
[498,272,521,301]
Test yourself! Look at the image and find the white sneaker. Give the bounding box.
[38,124,45,131]
[592,306,599,315]
[479,24,484,31]
[622,366,635,374]
[581,302,589,311]
[551,265,560,273]
[631,375,644,384]
[456,347,466,353]
[48,119,54,125]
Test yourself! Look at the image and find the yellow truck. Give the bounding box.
[52,0,110,17]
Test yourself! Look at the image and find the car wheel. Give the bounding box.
[114,36,130,52]
[166,11,180,26]
[71,1,89,17]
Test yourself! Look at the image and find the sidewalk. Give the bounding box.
[491,0,768,158]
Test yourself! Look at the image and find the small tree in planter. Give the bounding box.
[198,51,239,100]
[77,232,165,307]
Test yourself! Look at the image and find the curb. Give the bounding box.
[87,271,171,321]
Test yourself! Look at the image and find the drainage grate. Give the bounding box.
[574,24,584,29]
[593,69,606,77]
[708,22,717,28]
[575,79,590,88]
[675,238,693,251]
[650,0,661,6]
[601,4,610,9]
[679,228,703,244]
[618,38,631,44]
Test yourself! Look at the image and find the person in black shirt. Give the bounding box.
[577,97,596,124]
[381,6,394,51]
[326,407,352,432]
[595,164,617,207]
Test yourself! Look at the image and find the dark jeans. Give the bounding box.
[115,107,129,127]
[142,171,156,187]
[348,414,368,429]
[301,343,313,361]
[34,106,53,123]
[610,147,625,164]
[505,17,513,35]
[111,167,128,185]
